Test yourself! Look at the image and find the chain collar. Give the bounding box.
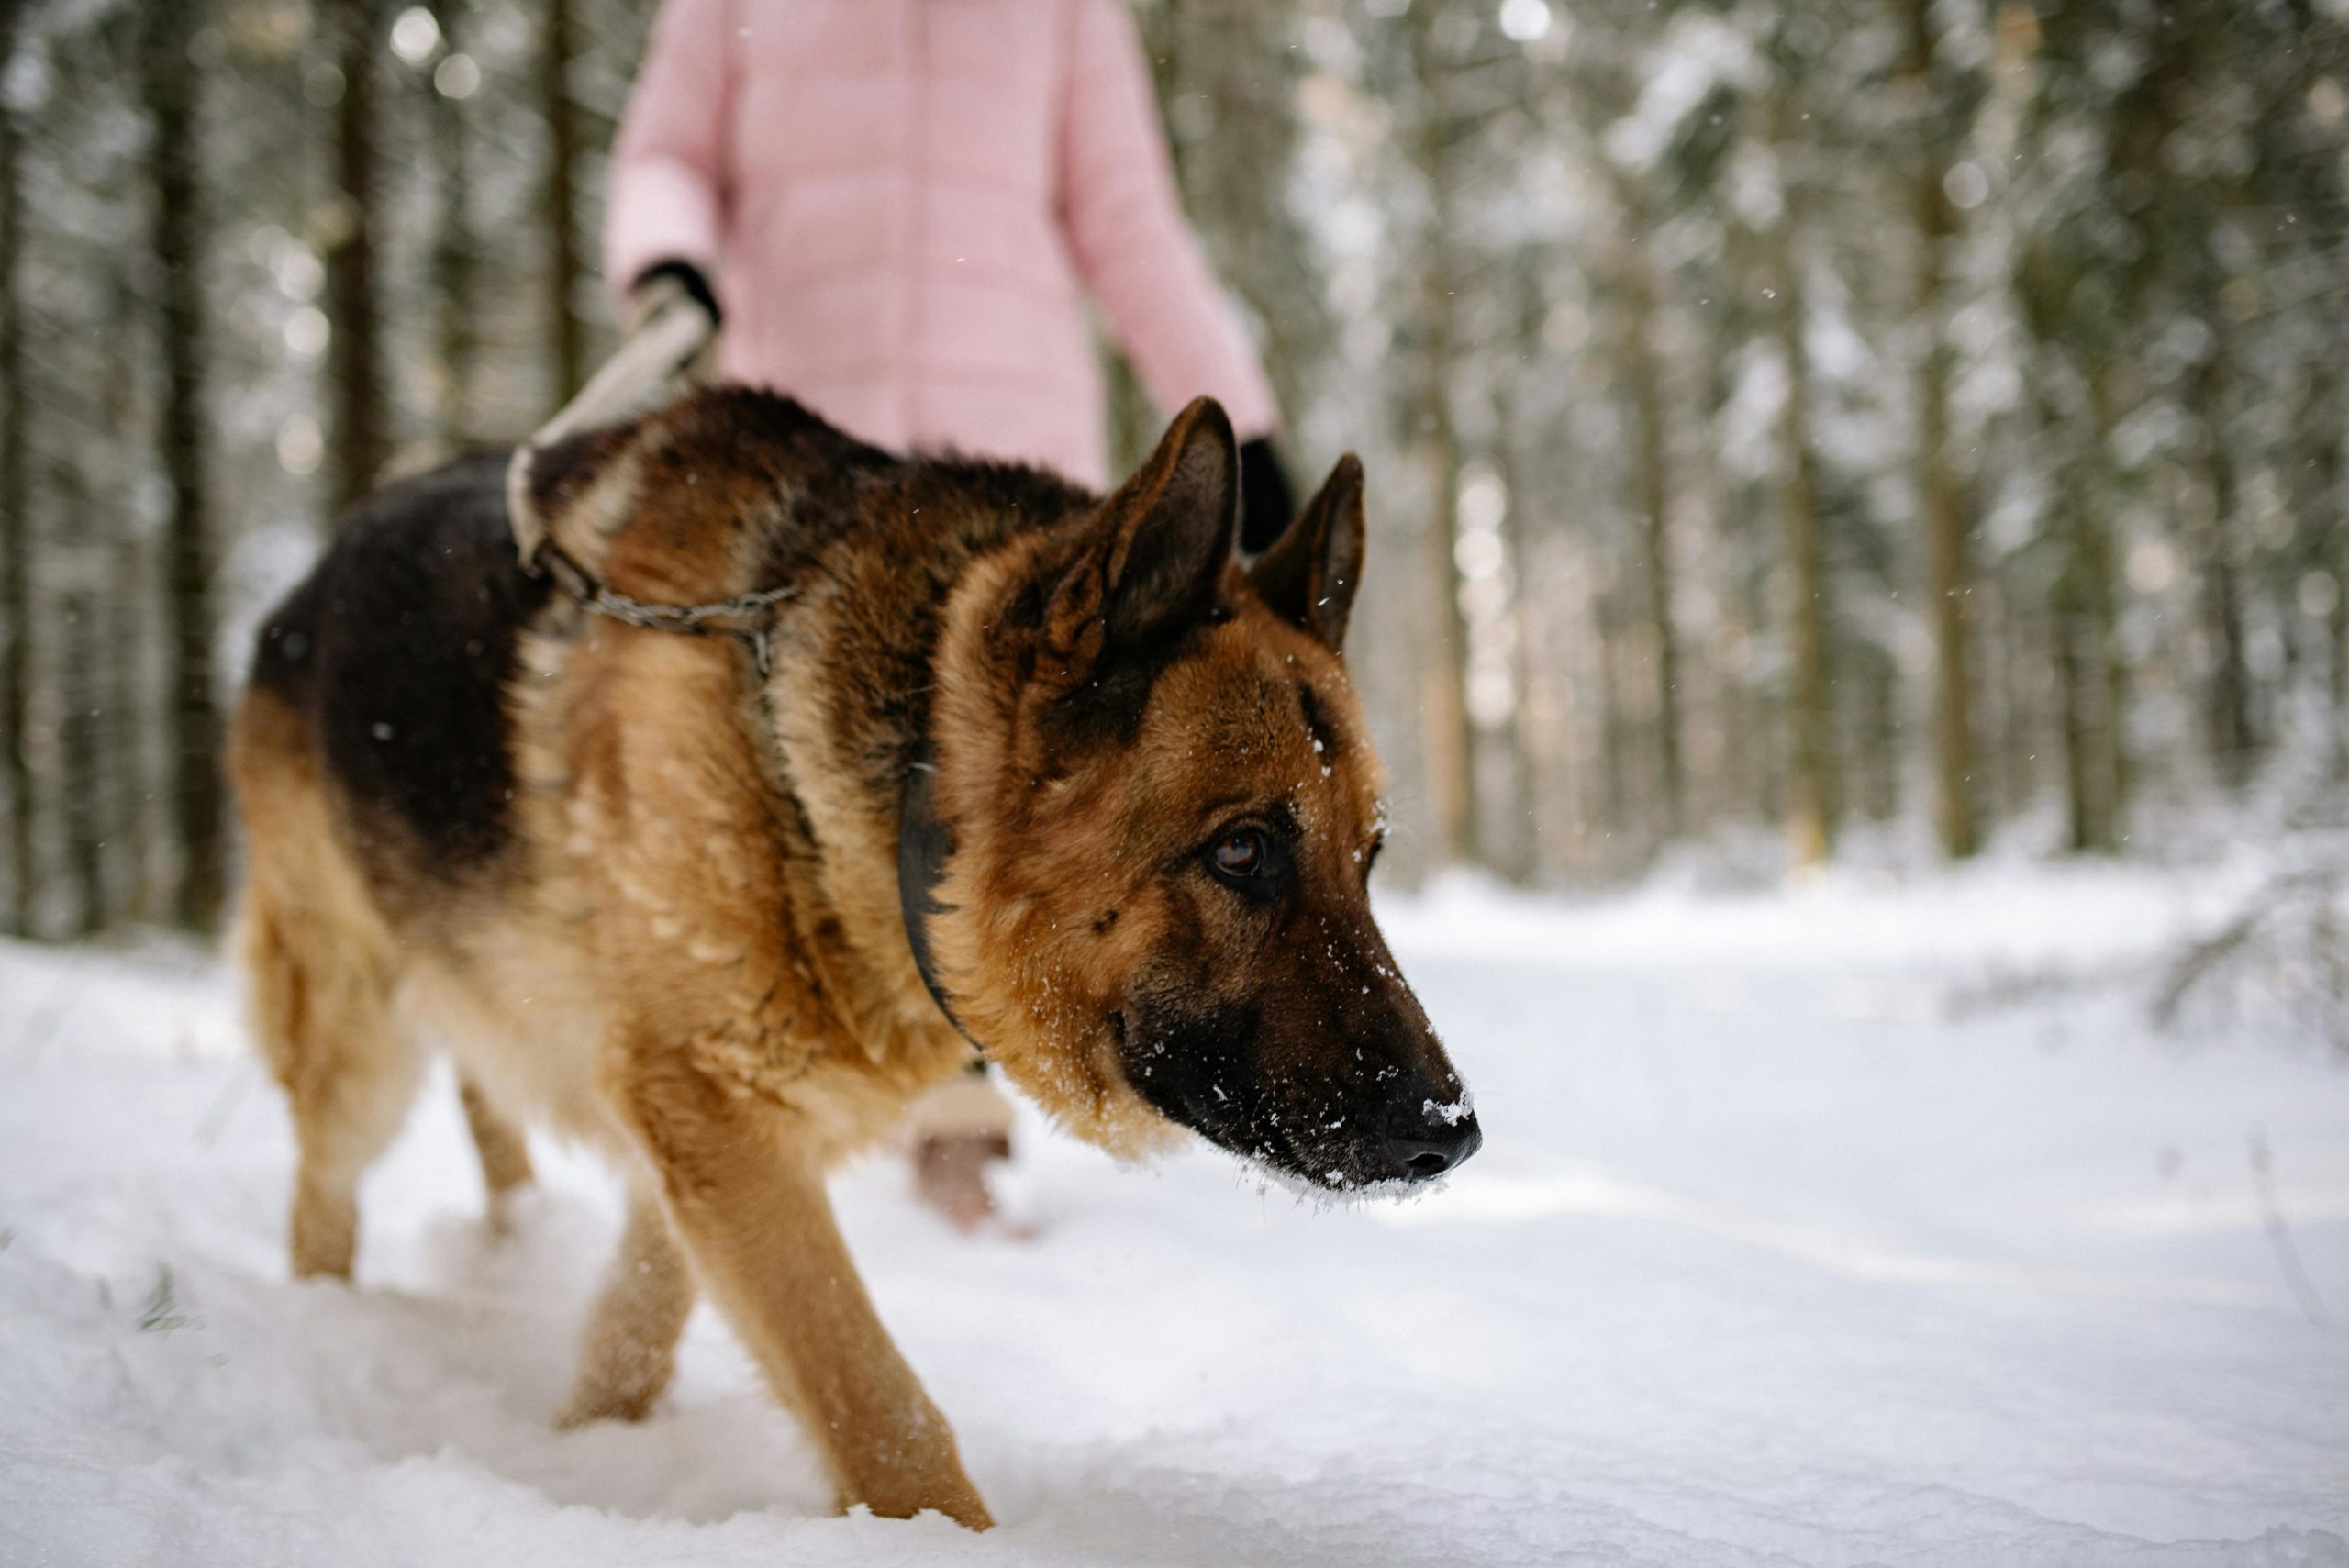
[537,541,795,678]
[534,538,979,1051]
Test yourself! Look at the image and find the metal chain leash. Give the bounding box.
[508,282,795,678]
[537,541,795,679]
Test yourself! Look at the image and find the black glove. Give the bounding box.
[630,259,722,330]
[1238,437,1295,557]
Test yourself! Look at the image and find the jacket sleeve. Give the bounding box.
[1058,0,1281,440]
[605,0,732,317]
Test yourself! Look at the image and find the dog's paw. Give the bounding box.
[552,1378,663,1429]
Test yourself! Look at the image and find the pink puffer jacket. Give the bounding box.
[607,0,1280,489]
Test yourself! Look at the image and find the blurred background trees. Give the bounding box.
[4,0,2349,937]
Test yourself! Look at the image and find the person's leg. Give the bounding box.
[903,1062,1015,1232]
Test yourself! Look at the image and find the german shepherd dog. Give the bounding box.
[228,390,1480,1529]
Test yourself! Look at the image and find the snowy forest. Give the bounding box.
[1,0,2345,927]
[7,5,2349,1561]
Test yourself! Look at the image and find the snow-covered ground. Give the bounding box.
[4,862,2346,1566]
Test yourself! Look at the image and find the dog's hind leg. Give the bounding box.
[240,884,420,1280]
[555,1183,695,1427]
[458,1075,535,1229]
[231,694,422,1282]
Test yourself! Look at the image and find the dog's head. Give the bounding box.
[927,399,1478,1192]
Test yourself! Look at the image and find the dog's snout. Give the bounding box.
[1384,1102,1482,1182]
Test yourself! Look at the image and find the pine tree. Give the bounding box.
[145,0,225,929]
[0,2,30,935]
[325,0,387,517]
[543,0,584,400]
[1904,0,1980,858]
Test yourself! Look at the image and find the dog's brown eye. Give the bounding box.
[1203,824,1288,902]
[1212,830,1266,877]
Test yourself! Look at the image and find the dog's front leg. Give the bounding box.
[611,1049,992,1529]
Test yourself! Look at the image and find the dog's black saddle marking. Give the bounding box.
[250,451,554,880]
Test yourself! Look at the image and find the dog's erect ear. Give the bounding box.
[1247,453,1365,651]
[1046,398,1238,667]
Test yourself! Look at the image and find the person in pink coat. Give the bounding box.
[607,0,1294,538]
[606,0,1297,1229]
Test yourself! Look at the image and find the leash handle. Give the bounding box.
[507,286,717,571]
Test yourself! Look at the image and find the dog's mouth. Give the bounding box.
[1116,1010,1482,1194]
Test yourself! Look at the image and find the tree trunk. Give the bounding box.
[2336,539,2349,784]
[2192,311,2256,788]
[109,531,151,918]
[1594,582,1631,861]
[1905,0,1978,859]
[0,9,31,936]
[543,0,584,401]
[2044,358,2124,853]
[60,590,104,937]
[1618,227,1683,838]
[326,0,387,517]
[2054,567,2091,849]
[147,0,226,931]
[431,0,477,448]
[1771,136,1834,868]
[2090,383,2132,837]
[1698,337,1755,830]
[105,267,153,918]
[1416,332,1477,868]
[1862,651,1901,821]
[1406,9,1479,870]
[2296,360,2346,783]
[1495,268,1549,884]
[1989,573,2034,817]
[2279,0,2349,784]
[2050,468,2105,851]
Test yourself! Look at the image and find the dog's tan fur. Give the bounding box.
[228,392,1467,1529]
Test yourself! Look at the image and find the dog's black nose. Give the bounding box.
[1385,1103,1482,1181]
